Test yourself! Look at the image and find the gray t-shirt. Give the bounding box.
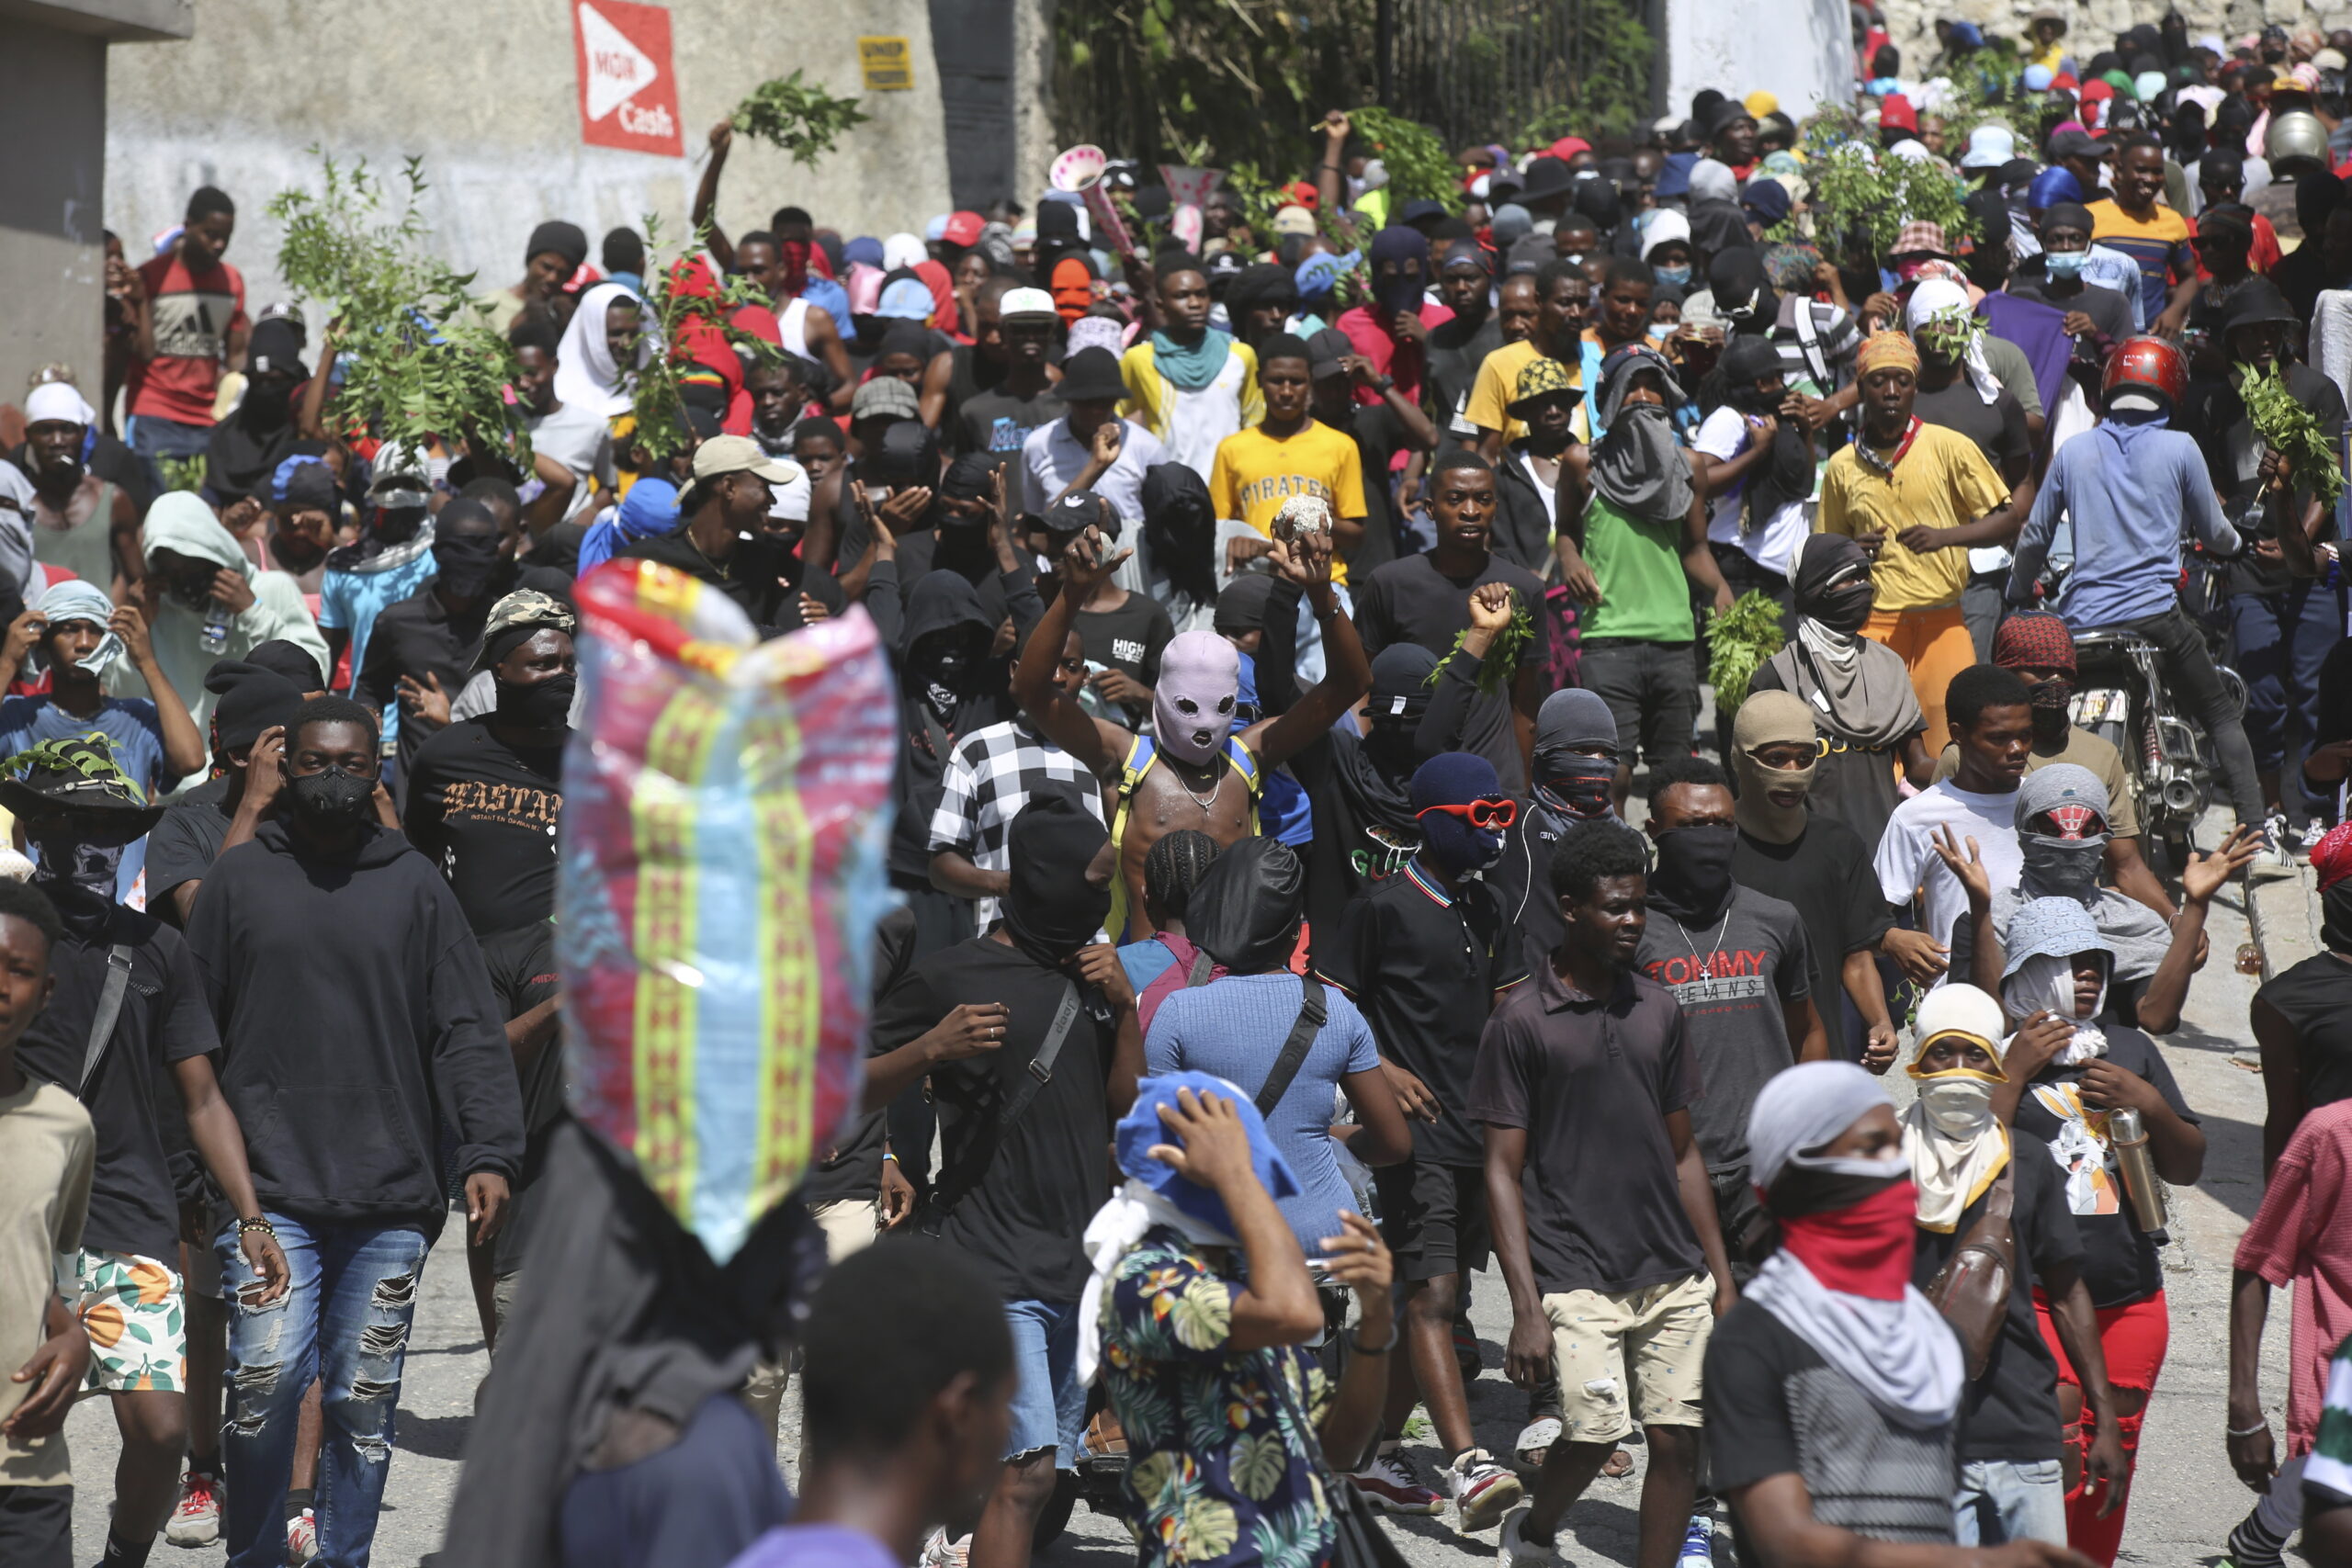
[523,402,616,521]
[1634,886,1812,1174]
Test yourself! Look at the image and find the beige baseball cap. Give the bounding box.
[690,434,798,486]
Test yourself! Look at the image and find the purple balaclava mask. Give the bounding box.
[1154,630,1240,765]
[1412,750,1507,876]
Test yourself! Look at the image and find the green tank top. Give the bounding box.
[1577,491,1694,644]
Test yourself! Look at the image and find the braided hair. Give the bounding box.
[1144,829,1221,925]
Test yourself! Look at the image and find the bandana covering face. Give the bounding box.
[1900,985,2012,1233]
[36,581,125,680]
[1153,631,1239,765]
[2001,896,2111,1066]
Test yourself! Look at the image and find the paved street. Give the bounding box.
[66,829,2309,1565]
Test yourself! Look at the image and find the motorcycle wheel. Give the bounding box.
[1034,1471,1079,1549]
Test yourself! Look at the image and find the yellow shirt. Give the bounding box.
[1464,341,1580,446]
[1817,421,2009,613]
[1208,420,1369,585]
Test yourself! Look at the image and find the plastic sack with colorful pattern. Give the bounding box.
[557,558,897,1261]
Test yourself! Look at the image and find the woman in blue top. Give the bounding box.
[1143,837,1412,1256]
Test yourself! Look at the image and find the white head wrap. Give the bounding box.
[552,282,651,421]
[1905,277,2001,404]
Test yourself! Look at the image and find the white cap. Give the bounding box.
[768,464,811,524]
[998,286,1057,321]
[1961,124,2016,169]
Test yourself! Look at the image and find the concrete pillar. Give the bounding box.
[1658,0,1851,125]
[0,19,111,406]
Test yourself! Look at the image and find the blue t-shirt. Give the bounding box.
[727,1524,897,1568]
[0,694,171,904]
[1144,972,1381,1256]
[320,547,437,741]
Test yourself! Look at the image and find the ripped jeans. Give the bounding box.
[215,1213,429,1568]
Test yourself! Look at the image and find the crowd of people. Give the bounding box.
[13,6,2352,1568]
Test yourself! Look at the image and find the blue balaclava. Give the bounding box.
[1411,750,1507,876]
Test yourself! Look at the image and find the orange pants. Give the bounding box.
[1863,603,1975,755]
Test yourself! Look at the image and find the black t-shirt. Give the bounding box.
[353,590,489,774]
[1467,964,1705,1293]
[2182,362,2349,597]
[1076,592,1174,727]
[145,773,236,910]
[1702,1302,1959,1545]
[804,907,918,1207]
[2258,952,2352,1115]
[402,716,564,937]
[869,935,1119,1303]
[17,902,220,1258]
[481,919,560,1276]
[1426,311,1503,446]
[615,526,842,634]
[1913,379,2031,482]
[1732,819,1892,1056]
[1354,551,1548,794]
[1346,405,1409,573]
[1909,1150,2082,1461]
[2010,1025,2198,1308]
[1320,863,1528,1166]
[956,384,1067,471]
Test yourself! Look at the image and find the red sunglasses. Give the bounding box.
[1417,797,1517,829]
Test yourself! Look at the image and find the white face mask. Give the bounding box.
[1917,1077,1996,1137]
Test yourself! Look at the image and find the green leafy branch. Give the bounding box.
[2242,361,2346,508]
[731,72,870,167]
[627,213,781,463]
[1346,107,1461,214]
[268,151,528,468]
[1425,593,1533,699]
[1783,106,1977,269]
[1707,591,1787,716]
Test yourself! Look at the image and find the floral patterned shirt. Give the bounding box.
[1099,1232,1339,1568]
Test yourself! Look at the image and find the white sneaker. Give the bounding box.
[287,1506,318,1564]
[165,1469,221,1546]
[1496,1503,1564,1568]
[1348,1448,1445,1515]
[1679,1511,1715,1566]
[920,1529,971,1568]
[1447,1446,1525,1534]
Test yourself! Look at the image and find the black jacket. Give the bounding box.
[187,818,524,1229]
[885,570,1023,882]
[1491,445,1563,575]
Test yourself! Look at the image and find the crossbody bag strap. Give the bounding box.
[929,978,1084,1223]
[76,945,138,1101]
[1186,950,1216,987]
[1253,976,1328,1118]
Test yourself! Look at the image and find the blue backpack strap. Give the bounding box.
[1225,736,1263,798]
[1118,733,1157,797]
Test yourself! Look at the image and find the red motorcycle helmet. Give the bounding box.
[2100,334,2188,412]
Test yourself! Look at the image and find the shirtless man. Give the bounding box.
[1014,525,1369,939]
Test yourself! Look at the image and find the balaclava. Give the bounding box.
[1410,751,1507,876]
[1731,690,1820,845]
[1532,688,1622,822]
[1154,631,1240,765]
[2014,762,2109,905]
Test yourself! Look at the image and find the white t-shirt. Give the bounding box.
[1513,449,1560,531]
[525,401,616,522]
[1158,355,1253,480]
[1693,405,1809,579]
[1872,780,2025,988]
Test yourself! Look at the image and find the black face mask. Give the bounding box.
[28,832,125,900]
[286,771,375,827]
[2029,678,2074,720]
[1810,581,1875,635]
[1649,823,1739,919]
[2021,833,2106,901]
[496,673,576,729]
[1534,754,1619,822]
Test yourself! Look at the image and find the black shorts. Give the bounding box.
[1374,1159,1489,1282]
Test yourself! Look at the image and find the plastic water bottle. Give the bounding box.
[198,597,230,656]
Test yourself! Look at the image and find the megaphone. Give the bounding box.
[1050,143,1139,260]
[1160,164,1225,254]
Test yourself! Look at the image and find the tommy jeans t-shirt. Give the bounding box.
[129,252,247,426]
[1634,886,1812,1175]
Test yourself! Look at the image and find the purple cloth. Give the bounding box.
[1978,292,2074,420]
[726,1524,897,1568]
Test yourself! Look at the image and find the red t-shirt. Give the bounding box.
[127,251,247,426]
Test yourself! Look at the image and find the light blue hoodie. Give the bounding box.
[2007,412,2239,628]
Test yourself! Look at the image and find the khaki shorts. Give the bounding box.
[810,1197,880,1263]
[1542,1272,1713,1444]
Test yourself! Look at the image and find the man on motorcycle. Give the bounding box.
[2007,335,2268,837]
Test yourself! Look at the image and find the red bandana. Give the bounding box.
[1775,1179,1920,1301]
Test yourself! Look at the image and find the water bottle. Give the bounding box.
[198,596,231,656]
[2109,1107,2168,1235]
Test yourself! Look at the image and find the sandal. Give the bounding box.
[1601,1447,1635,1478]
[1514,1417,1561,1468]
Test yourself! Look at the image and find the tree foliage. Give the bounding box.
[1781,106,1978,268]
[627,215,779,463]
[731,72,871,167]
[268,152,527,466]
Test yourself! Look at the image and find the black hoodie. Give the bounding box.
[186,818,524,1230]
[886,570,1020,882]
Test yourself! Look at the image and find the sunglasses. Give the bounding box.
[1417,797,1517,829]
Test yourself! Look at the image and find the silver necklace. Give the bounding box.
[1170,755,1224,810]
[1677,901,1736,981]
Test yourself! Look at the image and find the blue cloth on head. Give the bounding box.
[579,478,682,576]
[1655,152,1699,199]
[1115,1071,1302,1236]
[270,454,328,503]
[1295,251,1358,306]
[843,236,886,270]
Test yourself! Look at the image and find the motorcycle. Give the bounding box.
[2064,533,2248,876]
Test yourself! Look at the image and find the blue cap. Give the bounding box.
[876,277,934,320]
[1655,152,1698,199]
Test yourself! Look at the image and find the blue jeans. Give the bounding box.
[2232,582,2346,822]
[126,412,213,502]
[1952,1457,2068,1545]
[215,1213,430,1568]
[1002,1297,1085,1469]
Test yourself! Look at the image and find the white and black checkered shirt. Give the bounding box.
[926,719,1107,927]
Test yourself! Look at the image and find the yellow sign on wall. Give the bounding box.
[859,36,913,91]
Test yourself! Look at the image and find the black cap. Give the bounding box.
[2222,276,2300,331]
[204,661,308,753]
[1057,346,1128,402]
[1042,490,1116,540]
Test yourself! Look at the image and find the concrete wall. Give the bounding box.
[106,0,956,310]
[1661,0,1851,121]
[0,17,110,402]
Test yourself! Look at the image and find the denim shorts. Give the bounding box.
[1003,1297,1086,1469]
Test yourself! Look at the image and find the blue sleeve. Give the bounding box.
[1142,994,1182,1076]
[1338,998,1380,1075]
[2006,446,2066,604]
